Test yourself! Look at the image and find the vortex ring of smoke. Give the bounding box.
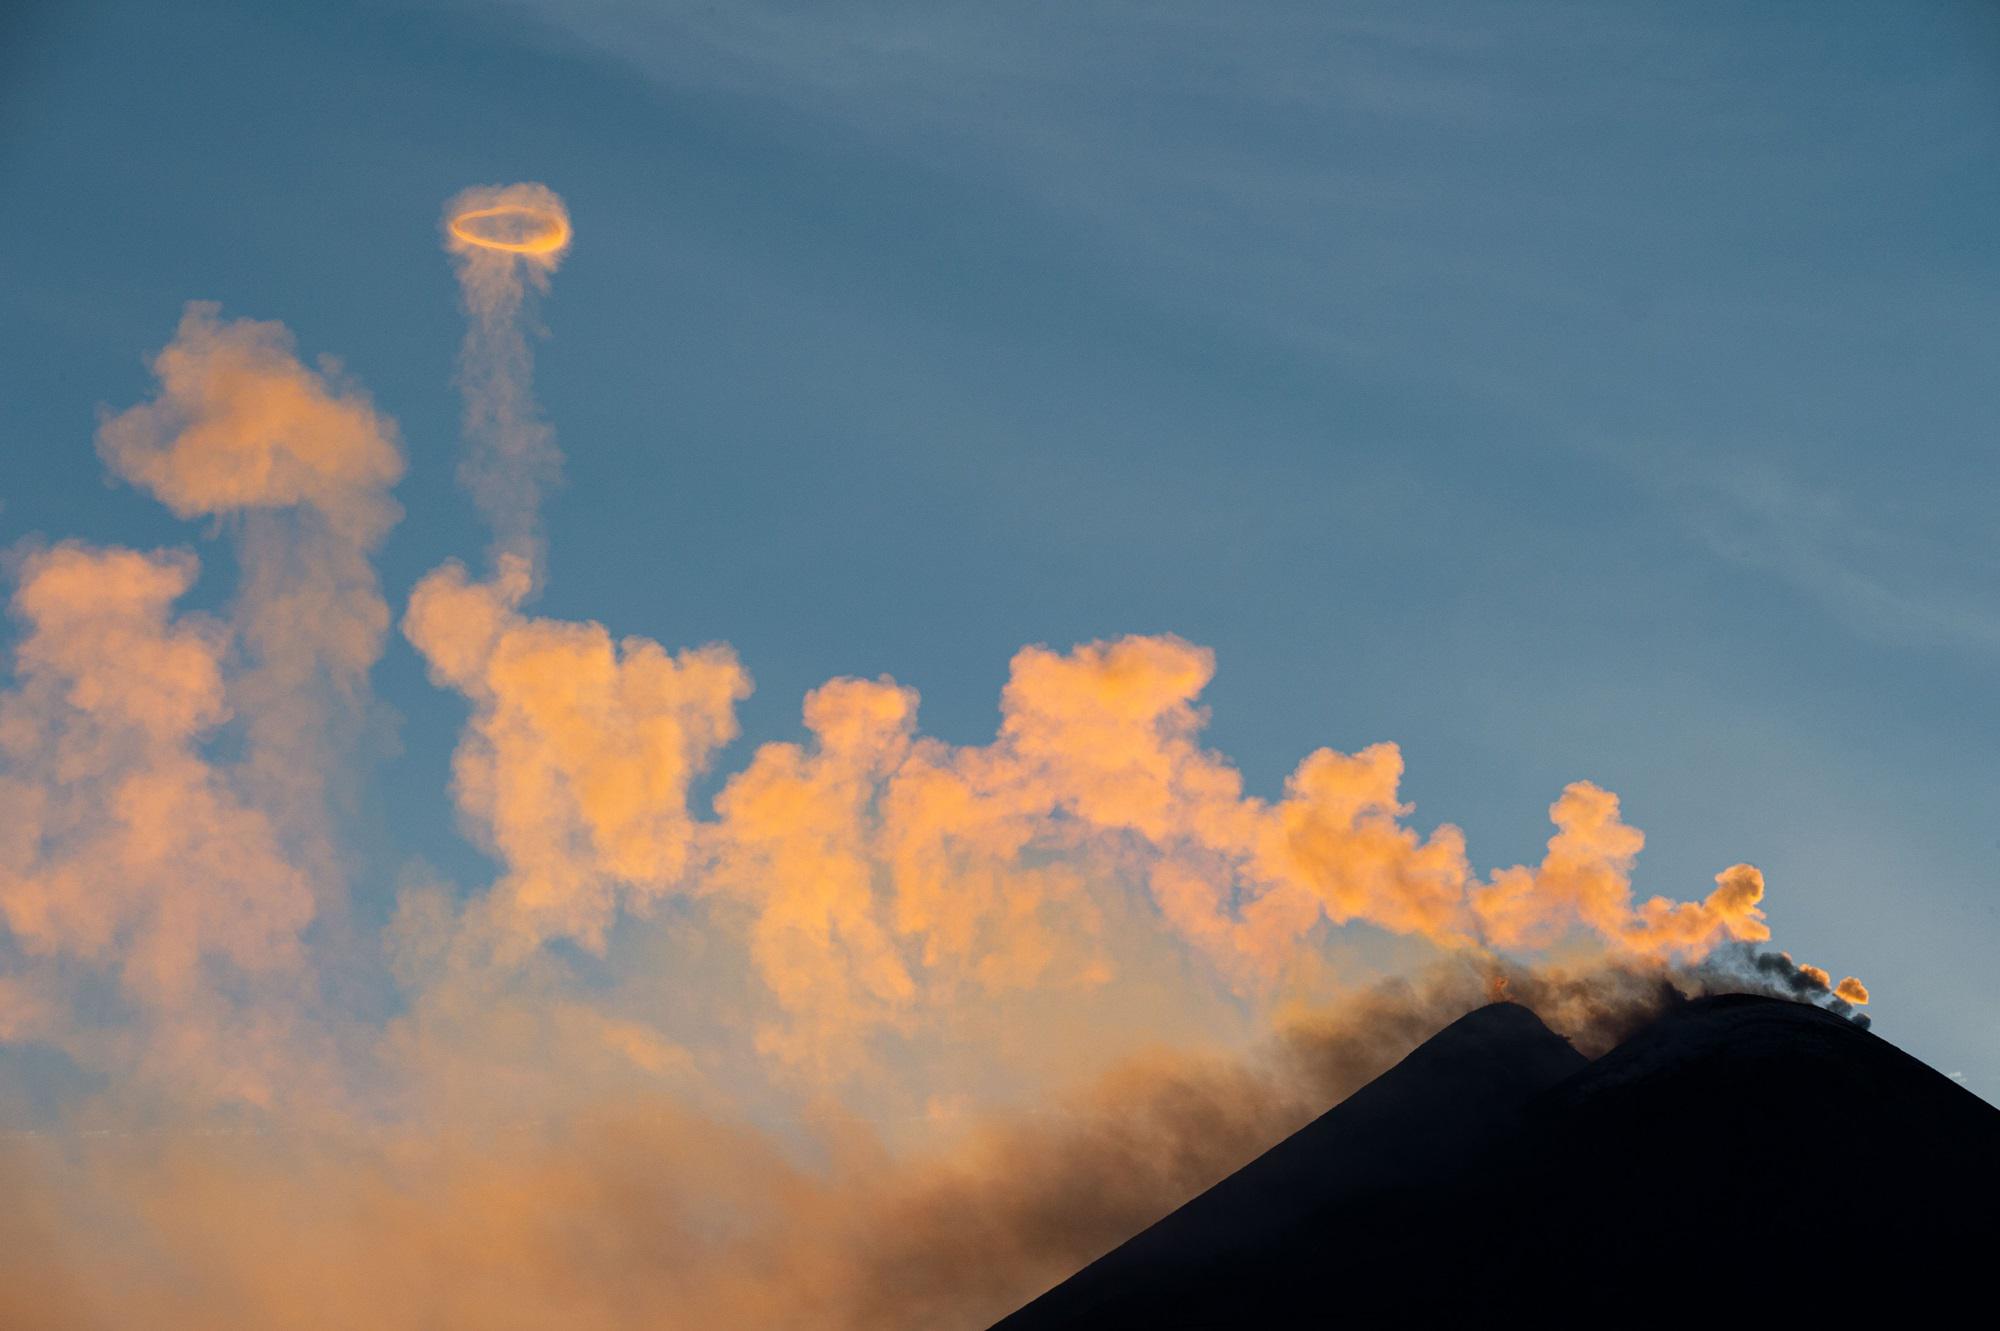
[447,204,571,256]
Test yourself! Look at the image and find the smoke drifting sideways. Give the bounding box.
[0,184,1877,1329]
[443,182,572,583]
[1755,952,1871,1025]
[0,953,1857,1331]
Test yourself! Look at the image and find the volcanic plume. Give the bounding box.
[0,187,1900,1328]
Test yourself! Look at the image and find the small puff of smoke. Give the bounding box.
[1723,948,1871,1028]
[96,302,403,544]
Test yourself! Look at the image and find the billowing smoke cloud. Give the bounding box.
[97,304,404,937]
[442,182,572,580]
[1,306,401,1102]
[0,542,313,1101]
[0,191,1876,1328]
[402,556,750,955]
[0,951,1852,1331]
[401,611,1782,1075]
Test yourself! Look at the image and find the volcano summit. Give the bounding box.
[995,994,1998,1323]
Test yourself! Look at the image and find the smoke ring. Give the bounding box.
[448,204,571,256]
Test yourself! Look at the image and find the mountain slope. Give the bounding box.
[993,994,2000,1324]
[1471,993,1999,1294]
[990,1002,1588,1327]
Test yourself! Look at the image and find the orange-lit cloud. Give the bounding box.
[0,954,1812,1331]
[98,303,405,926]
[403,555,750,953]
[404,609,1815,1073]
[2,305,403,1104]
[0,544,313,1102]
[95,303,403,540]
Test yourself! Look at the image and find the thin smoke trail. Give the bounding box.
[442,182,572,584]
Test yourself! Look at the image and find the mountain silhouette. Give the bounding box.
[993,994,1998,1324]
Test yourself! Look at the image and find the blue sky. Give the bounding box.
[3,0,1996,1096]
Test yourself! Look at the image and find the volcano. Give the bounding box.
[992,994,1999,1324]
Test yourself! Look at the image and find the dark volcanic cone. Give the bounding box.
[992,1002,1586,1327]
[1478,993,1999,1292]
[995,994,1999,1324]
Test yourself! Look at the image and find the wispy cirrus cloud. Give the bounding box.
[1656,450,2000,656]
